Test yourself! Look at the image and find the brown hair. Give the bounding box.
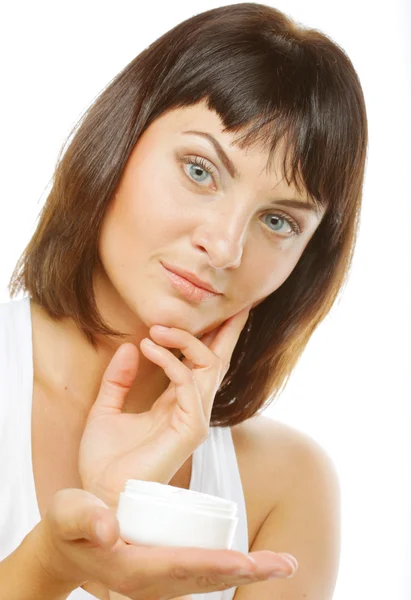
[9,3,368,426]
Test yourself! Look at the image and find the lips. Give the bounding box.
[161,262,221,294]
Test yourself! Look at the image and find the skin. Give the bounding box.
[33,99,324,424]
[31,99,326,599]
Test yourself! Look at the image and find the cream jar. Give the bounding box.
[116,479,239,549]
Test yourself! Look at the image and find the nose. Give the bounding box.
[191,204,250,270]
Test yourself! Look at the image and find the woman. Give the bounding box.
[0,2,367,599]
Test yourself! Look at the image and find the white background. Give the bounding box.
[0,1,410,598]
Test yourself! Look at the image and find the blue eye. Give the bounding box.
[182,156,216,186]
[262,213,301,236]
[188,164,210,183]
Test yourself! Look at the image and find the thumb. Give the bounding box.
[88,343,139,418]
[48,489,120,548]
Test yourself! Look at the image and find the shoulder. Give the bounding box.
[231,414,340,522]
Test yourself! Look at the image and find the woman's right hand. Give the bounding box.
[32,488,298,599]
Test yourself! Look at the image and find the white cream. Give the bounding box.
[116,479,239,549]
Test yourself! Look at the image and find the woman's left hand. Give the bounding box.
[78,305,251,508]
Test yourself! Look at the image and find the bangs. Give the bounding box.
[158,25,364,229]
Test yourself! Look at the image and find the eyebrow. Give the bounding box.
[272,198,322,215]
[181,130,322,216]
[182,130,240,179]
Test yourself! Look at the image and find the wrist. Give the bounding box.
[80,475,121,512]
[0,525,83,600]
[28,521,87,595]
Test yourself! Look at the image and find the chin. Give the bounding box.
[134,294,197,330]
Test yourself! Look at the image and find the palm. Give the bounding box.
[79,382,202,508]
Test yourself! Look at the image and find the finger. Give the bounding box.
[144,328,223,423]
[47,489,119,548]
[149,305,251,370]
[148,306,251,417]
[140,338,207,436]
[196,326,221,349]
[206,305,252,362]
[149,327,220,376]
[88,343,139,418]
[152,305,251,370]
[116,544,296,598]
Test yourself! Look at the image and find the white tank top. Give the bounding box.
[0,296,248,600]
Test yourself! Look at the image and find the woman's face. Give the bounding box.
[97,100,324,337]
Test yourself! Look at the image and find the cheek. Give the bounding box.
[98,161,190,278]
[109,173,171,243]
[242,245,306,305]
[125,158,190,233]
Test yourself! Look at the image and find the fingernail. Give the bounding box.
[267,568,295,579]
[153,325,169,331]
[280,553,299,570]
[267,559,298,579]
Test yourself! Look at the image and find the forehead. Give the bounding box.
[153,100,264,154]
[150,101,299,188]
